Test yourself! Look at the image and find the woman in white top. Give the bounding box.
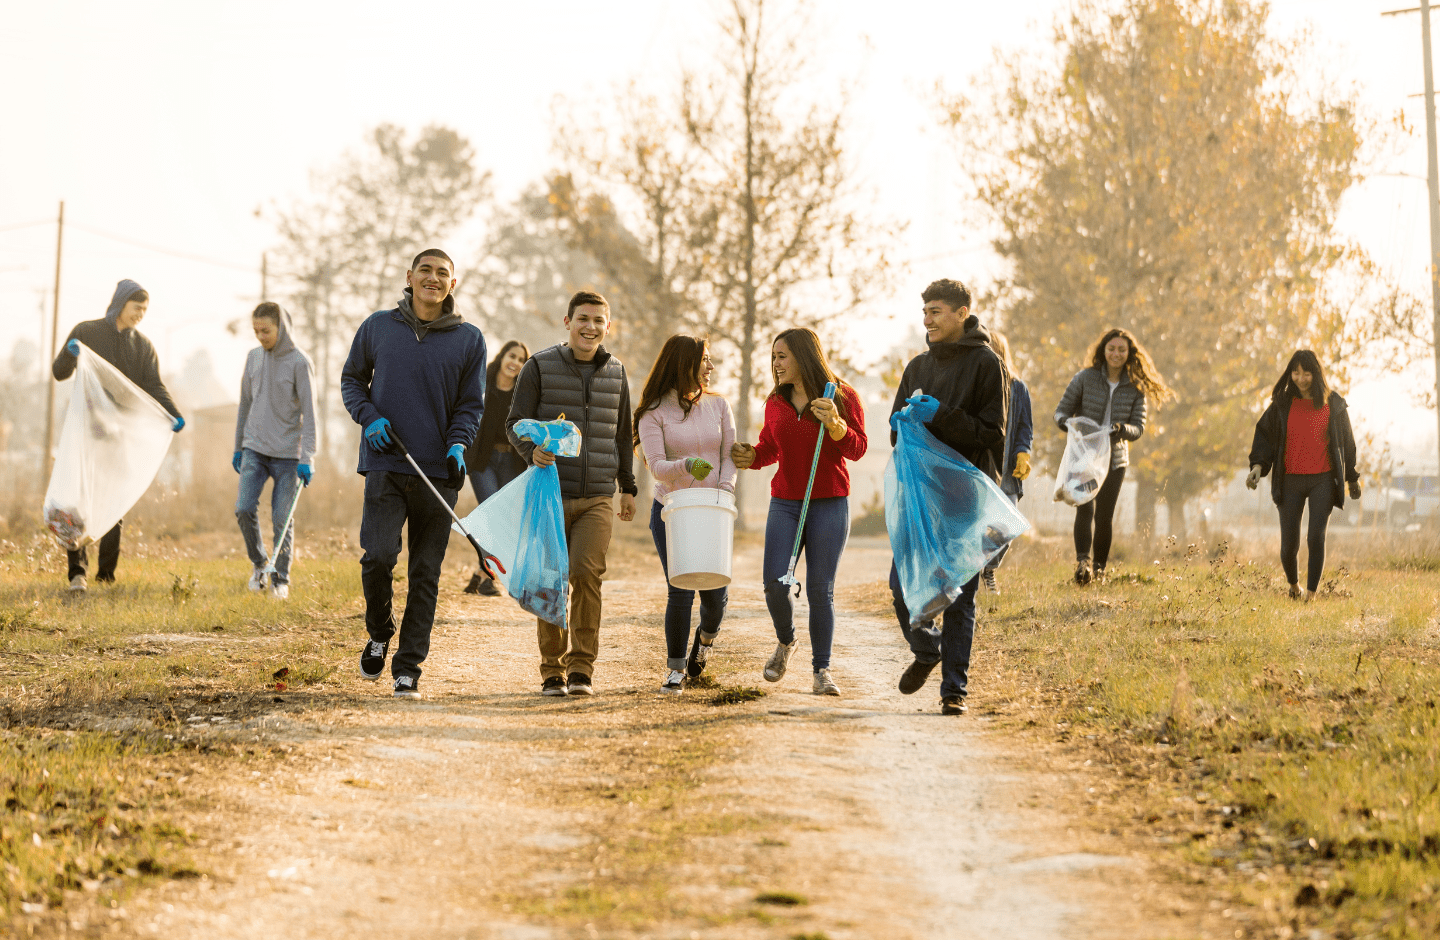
[634,336,737,695]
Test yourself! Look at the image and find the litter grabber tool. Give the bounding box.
[779,381,837,595]
[390,434,506,581]
[260,479,305,582]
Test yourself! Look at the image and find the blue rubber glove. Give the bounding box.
[364,418,396,454]
[890,393,941,431]
[445,444,466,489]
[297,463,312,486]
[172,415,185,433]
[66,339,80,357]
[232,451,242,473]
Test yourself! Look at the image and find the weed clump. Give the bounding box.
[711,687,766,706]
[755,890,807,905]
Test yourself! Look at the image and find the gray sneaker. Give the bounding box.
[659,670,684,695]
[248,568,266,593]
[763,641,798,682]
[68,574,87,594]
[813,668,840,696]
[393,675,421,699]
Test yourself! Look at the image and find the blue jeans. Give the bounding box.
[359,471,459,681]
[236,449,300,585]
[649,499,728,670]
[469,447,526,505]
[763,496,849,672]
[890,563,977,699]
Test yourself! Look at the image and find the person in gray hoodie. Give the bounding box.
[52,279,184,593]
[233,302,318,600]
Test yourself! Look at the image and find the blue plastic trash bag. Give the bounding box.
[503,417,583,628]
[886,393,1032,625]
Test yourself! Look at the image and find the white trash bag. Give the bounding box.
[43,342,175,550]
[1052,416,1111,507]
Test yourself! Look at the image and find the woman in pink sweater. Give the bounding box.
[635,335,737,695]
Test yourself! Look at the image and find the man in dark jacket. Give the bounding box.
[341,249,487,700]
[506,290,638,697]
[51,279,185,593]
[888,278,1007,716]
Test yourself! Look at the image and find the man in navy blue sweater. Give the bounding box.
[341,249,487,699]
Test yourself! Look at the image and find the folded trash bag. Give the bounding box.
[886,393,1031,625]
[43,342,175,551]
[1052,416,1111,507]
[454,416,580,628]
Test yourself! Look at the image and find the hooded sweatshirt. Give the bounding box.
[51,279,182,419]
[888,315,1008,481]
[235,304,318,463]
[340,289,487,479]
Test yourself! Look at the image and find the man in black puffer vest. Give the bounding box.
[506,290,638,697]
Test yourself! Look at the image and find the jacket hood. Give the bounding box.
[105,279,145,329]
[396,288,464,334]
[928,315,992,357]
[266,304,297,359]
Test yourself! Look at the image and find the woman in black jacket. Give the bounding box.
[1055,328,1174,585]
[464,340,530,595]
[1245,350,1360,601]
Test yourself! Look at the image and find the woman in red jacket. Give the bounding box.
[733,328,867,695]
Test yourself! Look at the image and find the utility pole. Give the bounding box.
[42,200,64,481]
[261,252,268,302]
[1386,1,1440,480]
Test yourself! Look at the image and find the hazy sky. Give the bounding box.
[0,0,1434,463]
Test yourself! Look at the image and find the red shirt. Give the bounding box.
[752,385,868,499]
[1285,397,1331,475]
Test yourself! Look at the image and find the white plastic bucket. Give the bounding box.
[660,488,737,590]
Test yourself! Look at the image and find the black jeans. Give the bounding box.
[359,471,458,681]
[1074,466,1126,569]
[67,521,122,582]
[649,499,728,670]
[1279,472,1334,592]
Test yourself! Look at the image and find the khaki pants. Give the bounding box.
[537,495,614,681]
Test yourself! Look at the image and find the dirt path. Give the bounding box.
[117,536,1201,939]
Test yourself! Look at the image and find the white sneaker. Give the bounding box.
[813,668,840,696]
[248,568,266,593]
[763,641,798,682]
[659,670,684,695]
[68,574,87,594]
[270,582,289,601]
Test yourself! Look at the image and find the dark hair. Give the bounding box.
[486,339,531,390]
[567,290,610,320]
[920,279,971,311]
[1088,328,1176,405]
[1272,349,1331,406]
[251,301,282,324]
[123,288,149,306]
[411,249,453,271]
[633,335,709,449]
[768,327,853,425]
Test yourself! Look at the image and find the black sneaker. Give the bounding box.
[463,574,484,595]
[566,672,593,696]
[1074,560,1092,586]
[687,630,717,678]
[359,639,388,680]
[898,658,938,695]
[393,675,421,699]
[941,696,968,716]
[541,676,568,697]
[477,577,501,597]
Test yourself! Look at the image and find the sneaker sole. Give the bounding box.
[567,686,594,696]
[658,687,682,695]
[541,688,568,697]
[359,664,384,681]
[394,691,421,699]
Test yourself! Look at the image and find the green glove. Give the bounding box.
[684,458,713,481]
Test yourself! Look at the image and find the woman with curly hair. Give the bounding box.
[1245,350,1360,601]
[1054,328,1174,584]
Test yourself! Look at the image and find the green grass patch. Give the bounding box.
[942,546,1440,939]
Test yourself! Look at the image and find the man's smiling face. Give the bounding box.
[406,256,456,306]
[565,304,610,359]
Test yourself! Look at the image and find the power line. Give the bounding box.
[68,222,256,273]
[0,219,51,235]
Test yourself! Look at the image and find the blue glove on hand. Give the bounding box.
[172,415,185,433]
[297,463,312,486]
[364,418,397,454]
[891,393,941,431]
[445,444,466,489]
[232,451,242,473]
[66,339,80,358]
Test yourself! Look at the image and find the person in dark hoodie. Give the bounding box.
[1246,350,1360,601]
[887,278,1007,716]
[341,249,487,700]
[462,339,530,596]
[233,302,319,601]
[1055,328,1175,585]
[506,290,638,698]
[52,279,184,594]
